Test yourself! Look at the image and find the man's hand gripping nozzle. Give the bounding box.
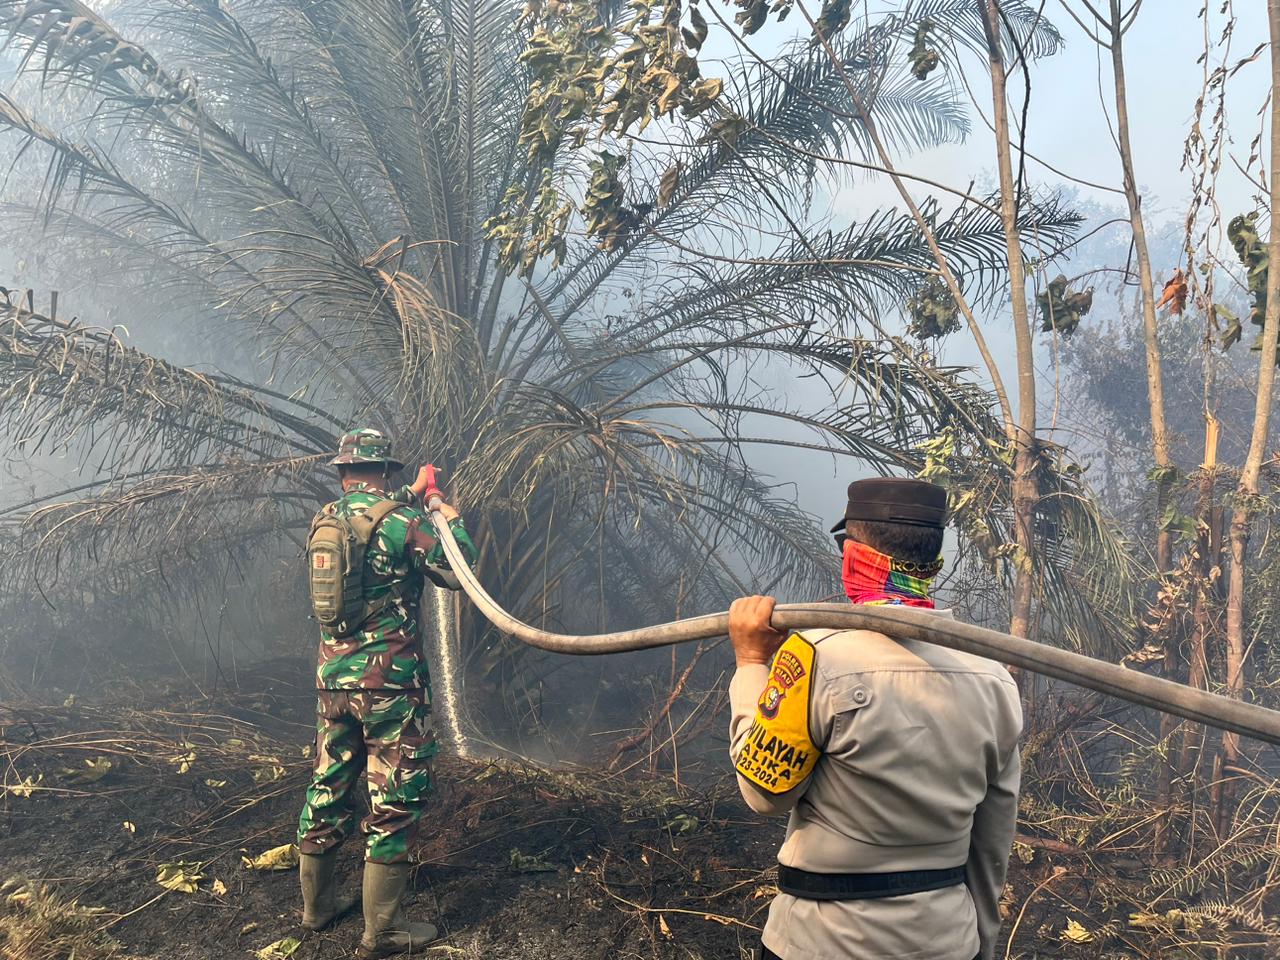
[419,464,445,511]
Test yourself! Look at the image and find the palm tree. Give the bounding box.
[0,0,1090,745]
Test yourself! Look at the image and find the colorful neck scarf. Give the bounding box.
[841,540,942,608]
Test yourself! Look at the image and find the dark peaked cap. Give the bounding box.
[830,477,948,533]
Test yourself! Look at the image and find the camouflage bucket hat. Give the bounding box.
[330,427,405,471]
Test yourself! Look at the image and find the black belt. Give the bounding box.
[776,864,966,901]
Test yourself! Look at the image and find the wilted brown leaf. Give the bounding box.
[242,843,299,871]
[658,162,681,207]
[682,6,708,50]
[255,937,301,959]
[1156,268,1188,315]
[156,861,203,894]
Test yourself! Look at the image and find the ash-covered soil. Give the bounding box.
[6,660,1227,960]
[0,662,781,960]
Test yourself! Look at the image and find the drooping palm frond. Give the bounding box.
[0,302,335,470]
[0,455,322,587]
[595,193,1082,348]
[0,87,405,411]
[928,430,1143,662]
[900,0,1063,62]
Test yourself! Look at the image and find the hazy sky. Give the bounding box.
[712,2,1273,224]
[698,1,1274,540]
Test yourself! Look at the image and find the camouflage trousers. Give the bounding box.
[297,688,437,864]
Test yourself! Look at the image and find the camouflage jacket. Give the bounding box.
[314,481,478,690]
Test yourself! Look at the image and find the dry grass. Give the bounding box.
[1006,706,1280,959]
[0,881,126,960]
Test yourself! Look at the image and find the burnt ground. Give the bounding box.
[0,661,782,960]
[3,660,1274,960]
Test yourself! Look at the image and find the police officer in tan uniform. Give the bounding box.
[728,478,1023,960]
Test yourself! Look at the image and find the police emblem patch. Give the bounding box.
[759,682,786,719]
[734,633,821,794]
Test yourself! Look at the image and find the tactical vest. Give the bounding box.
[306,498,403,637]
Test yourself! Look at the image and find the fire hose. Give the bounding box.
[418,469,1280,748]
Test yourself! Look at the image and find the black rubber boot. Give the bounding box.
[299,849,359,931]
[355,862,438,958]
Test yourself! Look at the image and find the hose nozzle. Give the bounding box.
[421,463,444,510]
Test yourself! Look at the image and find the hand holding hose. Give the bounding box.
[729,595,787,667]
[411,464,459,520]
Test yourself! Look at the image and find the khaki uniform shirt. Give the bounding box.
[729,610,1022,960]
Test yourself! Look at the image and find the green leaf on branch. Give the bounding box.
[582,151,646,251]
[1227,212,1279,364]
[1221,317,1243,349]
[1228,212,1268,330]
[1158,504,1197,541]
[1146,464,1181,490]
[1216,302,1243,350]
[916,427,959,482]
[498,0,728,271]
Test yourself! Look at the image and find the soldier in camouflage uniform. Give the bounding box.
[296,428,478,959]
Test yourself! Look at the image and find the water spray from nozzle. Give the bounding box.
[420,462,470,758]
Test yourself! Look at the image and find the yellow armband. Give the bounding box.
[734,633,821,794]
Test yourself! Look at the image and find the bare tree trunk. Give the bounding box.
[1107,0,1175,574]
[1095,0,1179,847]
[1217,0,1280,828]
[982,1,1038,641]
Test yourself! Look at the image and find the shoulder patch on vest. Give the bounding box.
[734,633,821,794]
